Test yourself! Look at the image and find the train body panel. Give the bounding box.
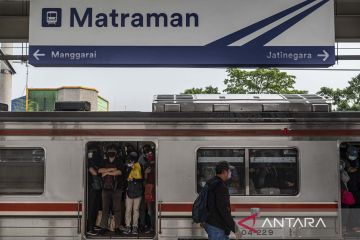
[0,111,359,239]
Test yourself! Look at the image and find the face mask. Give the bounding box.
[146,152,154,161]
[227,170,232,180]
[349,155,357,161]
[107,152,116,159]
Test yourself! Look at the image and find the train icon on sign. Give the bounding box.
[42,8,62,27]
[46,11,58,25]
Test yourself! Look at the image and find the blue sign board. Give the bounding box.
[29,0,335,67]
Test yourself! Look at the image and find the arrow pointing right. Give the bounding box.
[33,49,46,61]
[317,50,329,62]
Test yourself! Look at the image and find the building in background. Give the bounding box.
[27,88,57,112]
[11,96,26,112]
[11,86,109,112]
[97,95,109,111]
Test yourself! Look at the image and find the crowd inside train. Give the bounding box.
[86,142,156,237]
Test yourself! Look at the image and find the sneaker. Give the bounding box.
[145,228,154,234]
[93,226,102,231]
[119,225,127,232]
[87,230,98,236]
[123,226,131,235]
[132,226,138,235]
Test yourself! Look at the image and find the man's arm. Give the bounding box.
[144,167,151,179]
[89,167,98,176]
[98,168,116,173]
[214,185,236,233]
[107,169,122,176]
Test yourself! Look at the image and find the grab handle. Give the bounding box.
[77,201,82,234]
[158,200,163,234]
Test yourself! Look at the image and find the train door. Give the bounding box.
[340,142,360,239]
[85,141,156,239]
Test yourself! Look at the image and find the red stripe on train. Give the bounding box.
[0,203,81,211]
[0,203,338,212]
[159,203,338,212]
[1,129,360,137]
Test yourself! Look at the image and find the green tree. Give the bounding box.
[182,85,220,94]
[223,68,307,94]
[316,87,348,111]
[344,74,360,110]
[317,73,360,111]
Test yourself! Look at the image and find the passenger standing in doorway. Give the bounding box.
[205,161,242,240]
[138,144,152,232]
[346,146,360,233]
[98,145,126,235]
[340,159,353,234]
[86,147,102,236]
[124,152,143,235]
[143,149,156,233]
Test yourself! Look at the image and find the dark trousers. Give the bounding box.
[139,196,156,229]
[146,201,155,229]
[87,188,101,230]
[100,189,123,229]
[139,196,146,227]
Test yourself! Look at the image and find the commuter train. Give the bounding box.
[0,94,358,240]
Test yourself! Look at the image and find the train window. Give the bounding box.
[0,148,45,194]
[197,148,245,195]
[249,148,298,196]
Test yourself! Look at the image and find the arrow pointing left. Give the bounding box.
[237,213,258,233]
[33,49,46,61]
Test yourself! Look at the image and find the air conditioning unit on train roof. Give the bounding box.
[152,94,332,113]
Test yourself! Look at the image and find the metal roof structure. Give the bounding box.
[152,94,332,113]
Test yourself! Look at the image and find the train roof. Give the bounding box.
[1,111,360,123]
[153,94,332,113]
[0,94,357,123]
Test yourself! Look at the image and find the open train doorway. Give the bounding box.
[85,141,156,239]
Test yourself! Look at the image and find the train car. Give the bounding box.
[0,94,357,240]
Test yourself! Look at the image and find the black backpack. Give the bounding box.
[192,184,210,223]
[127,180,143,199]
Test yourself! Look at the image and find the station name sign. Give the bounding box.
[29,0,335,67]
[68,9,199,28]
